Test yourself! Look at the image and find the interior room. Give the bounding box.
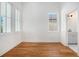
[0,2,79,57]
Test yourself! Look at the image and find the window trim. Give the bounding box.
[48,11,59,32]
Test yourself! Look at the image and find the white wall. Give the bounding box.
[22,2,61,42]
[0,32,22,56]
[0,2,23,56]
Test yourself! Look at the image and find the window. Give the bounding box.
[6,3,11,32]
[0,2,11,33]
[48,11,57,32]
[15,8,20,32]
[0,2,7,32]
[0,2,21,33]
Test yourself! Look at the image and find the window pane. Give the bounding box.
[7,18,11,32]
[1,3,6,16]
[6,3,11,32]
[7,3,11,17]
[48,12,57,31]
[1,17,6,32]
[15,9,18,32]
[1,3,7,33]
[2,17,7,32]
[0,16,2,32]
[15,9,20,32]
[17,10,20,31]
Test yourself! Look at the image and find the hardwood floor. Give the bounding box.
[2,42,78,57]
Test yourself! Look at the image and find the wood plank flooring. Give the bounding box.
[2,42,78,57]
